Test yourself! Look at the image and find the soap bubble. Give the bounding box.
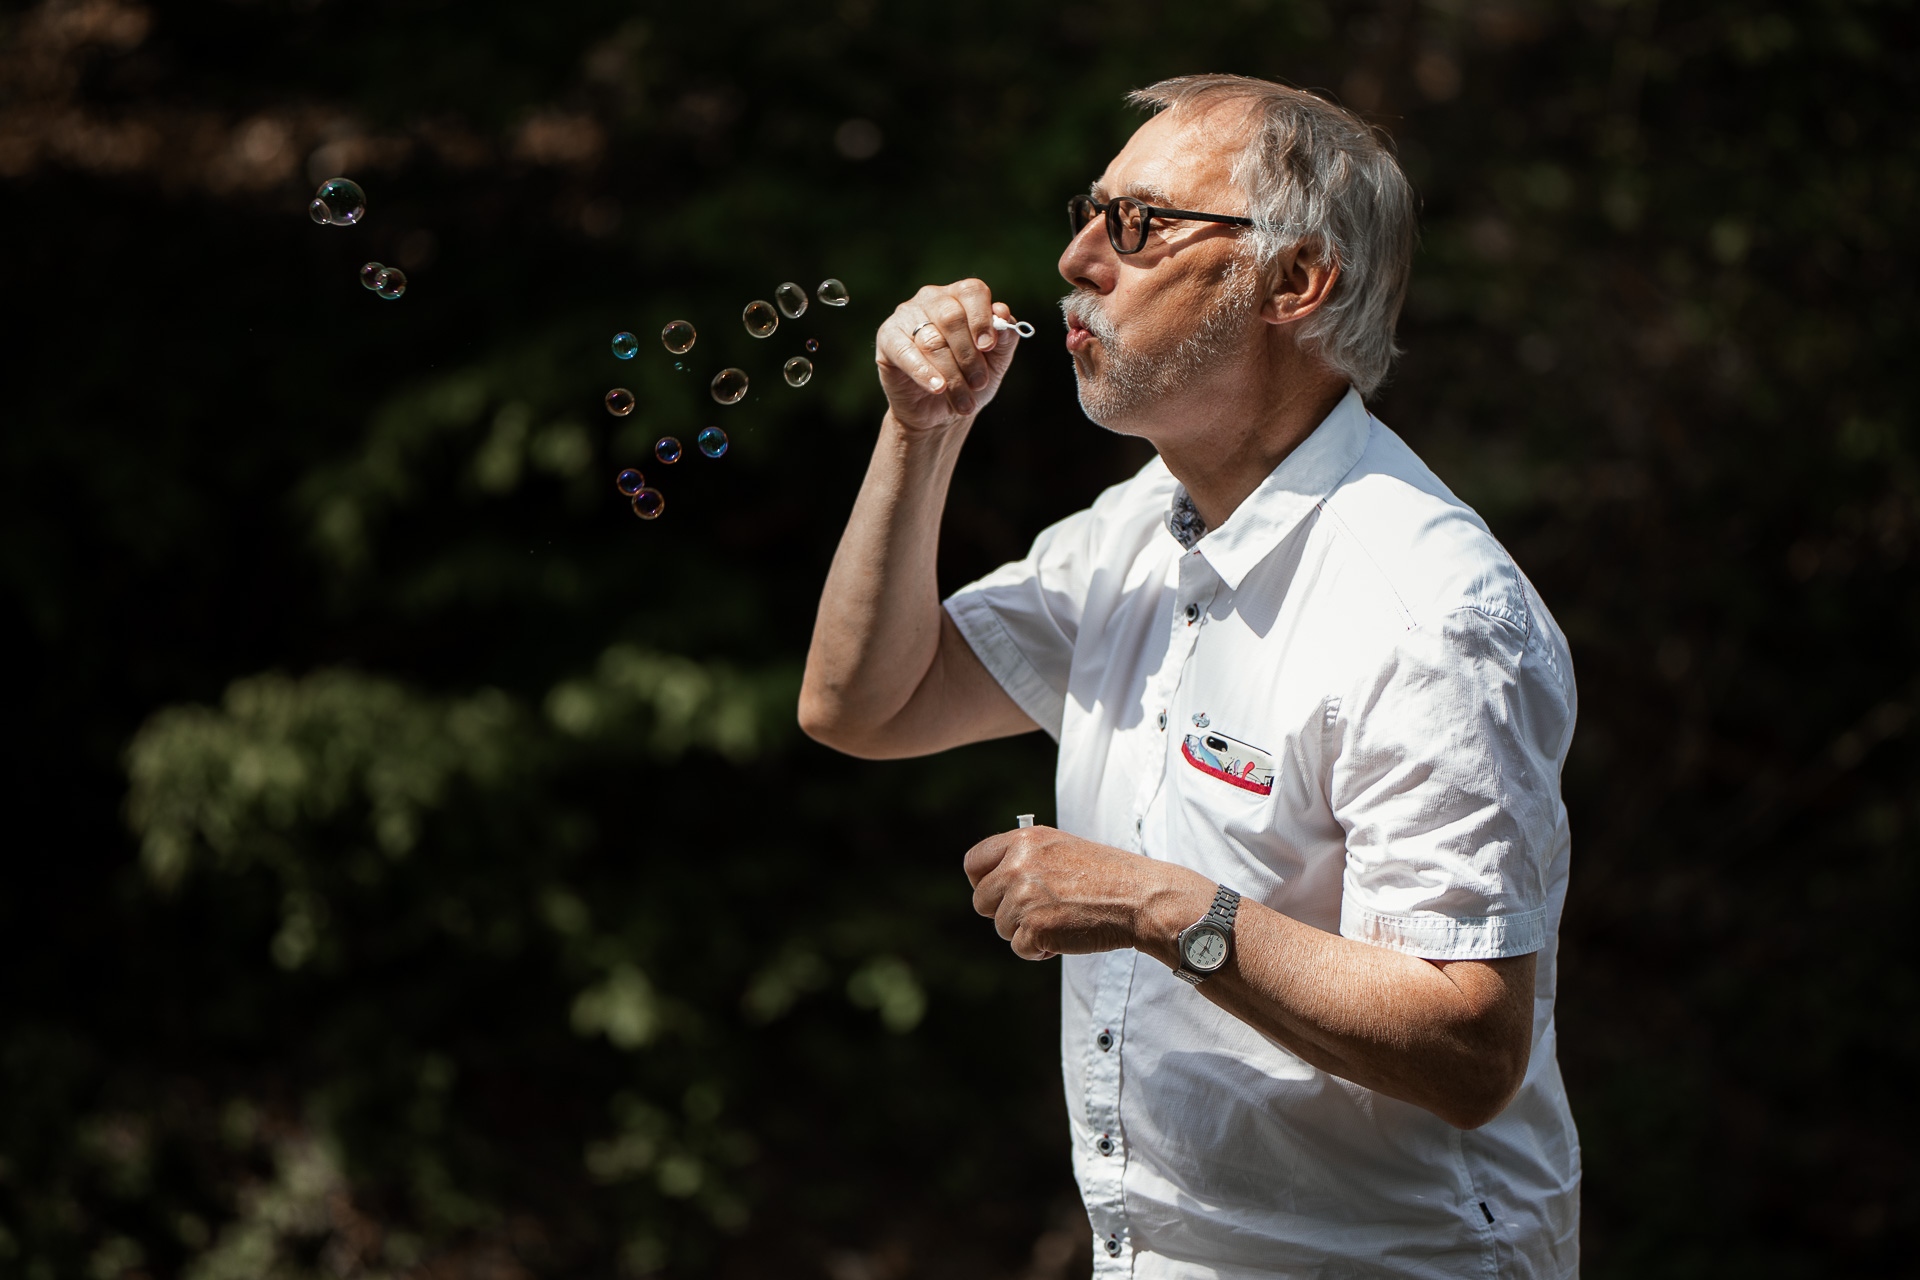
[311,178,366,226]
[655,436,683,464]
[697,427,728,458]
[816,278,850,306]
[359,262,384,290]
[615,468,646,496]
[606,388,636,416]
[662,320,696,354]
[783,357,813,387]
[611,331,639,360]
[373,267,406,300]
[742,301,779,338]
[805,338,819,353]
[631,488,666,520]
[775,282,809,319]
[710,368,749,405]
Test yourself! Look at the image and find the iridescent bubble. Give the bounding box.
[606,387,636,416]
[311,177,366,226]
[783,356,813,387]
[742,301,779,338]
[816,278,850,306]
[775,282,809,319]
[655,436,683,464]
[615,468,646,496]
[374,267,407,300]
[804,338,819,353]
[697,427,728,459]
[662,320,696,354]
[611,331,639,360]
[631,488,666,520]
[710,368,749,405]
[359,262,384,290]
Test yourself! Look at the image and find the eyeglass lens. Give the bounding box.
[1066,196,1150,254]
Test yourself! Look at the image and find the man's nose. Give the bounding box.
[1059,216,1115,294]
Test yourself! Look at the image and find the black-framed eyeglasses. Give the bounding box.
[1068,194,1254,255]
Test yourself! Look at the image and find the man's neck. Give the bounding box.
[1144,365,1350,532]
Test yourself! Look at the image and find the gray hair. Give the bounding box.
[1127,75,1417,397]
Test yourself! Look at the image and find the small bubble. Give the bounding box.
[611,331,639,360]
[674,361,686,372]
[606,388,636,416]
[655,436,683,464]
[710,368,749,405]
[662,320,696,354]
[697,427,728,458]
[816,278,850,306]
[775,282,809,319]
[631,488,666,520]
[805,338,819,353]
[615,468,646,496]
[783,356,813,387]
[359,262,384,290]
[742,301,779,338]
[374,267,407,300]
[311,177,366,226]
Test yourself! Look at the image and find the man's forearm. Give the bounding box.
[798,411,971,753]
[1132,865,1535,1128]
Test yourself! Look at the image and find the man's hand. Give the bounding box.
[963,825,1212,961]
[876,279,1023,431]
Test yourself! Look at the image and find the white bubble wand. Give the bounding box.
[993,316,1037,338]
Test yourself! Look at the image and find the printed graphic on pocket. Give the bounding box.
[1180,730,1276,795]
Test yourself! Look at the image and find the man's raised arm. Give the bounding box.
[798,280,1039,760]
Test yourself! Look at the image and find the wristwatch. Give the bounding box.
[1174,885,1241,984]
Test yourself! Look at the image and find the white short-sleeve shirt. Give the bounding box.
[945,389,1580,1279]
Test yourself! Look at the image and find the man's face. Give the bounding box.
[1058,105,1262,432]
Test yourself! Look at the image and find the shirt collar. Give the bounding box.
[1172,386,1374,591]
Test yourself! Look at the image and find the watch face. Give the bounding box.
[1183,925,1227,971]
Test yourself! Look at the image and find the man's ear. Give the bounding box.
[1260,240,1341,326]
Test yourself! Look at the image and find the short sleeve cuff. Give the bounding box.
[943,594,1067,741]
[1340,902,1547,960]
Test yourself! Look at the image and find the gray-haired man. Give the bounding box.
[801,74,1580,1279]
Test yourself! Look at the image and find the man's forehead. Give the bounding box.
[1092,106,1245,207]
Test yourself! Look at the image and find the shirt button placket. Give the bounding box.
[1085,950,1138,1274]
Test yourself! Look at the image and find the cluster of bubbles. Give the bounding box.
[359,262,407,300]
[604,278,850,522]
[308,178,412,304]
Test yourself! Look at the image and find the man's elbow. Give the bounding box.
[796,689,892,759]
[1440,1044,1532,1131]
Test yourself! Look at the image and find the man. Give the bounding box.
[799,73,1579,1279]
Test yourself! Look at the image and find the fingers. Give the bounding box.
[876,310,956,399]
[962,833,1010,889]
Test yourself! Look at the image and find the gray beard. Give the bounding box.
[1060,259,1259,428]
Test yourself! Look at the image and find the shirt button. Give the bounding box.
[1096,1029,1113,1051]
[1184,603,1199,623]
[1105,1238,1123,1257]
[1134,816,1143,835]
[1156,710,1167,730]
[1096,1134,1116,1156]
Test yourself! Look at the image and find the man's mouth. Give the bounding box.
[1066,321,1094,353]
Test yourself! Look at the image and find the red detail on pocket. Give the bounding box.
[1180,739,1273,795]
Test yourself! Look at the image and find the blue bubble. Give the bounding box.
[655,436,683,464]
[615,468,645,496]
[697,427,728,458]
[612,331,638,359]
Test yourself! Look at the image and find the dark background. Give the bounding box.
[1,1,1914,1277]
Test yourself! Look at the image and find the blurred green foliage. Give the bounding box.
[0,0,1914,1276]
